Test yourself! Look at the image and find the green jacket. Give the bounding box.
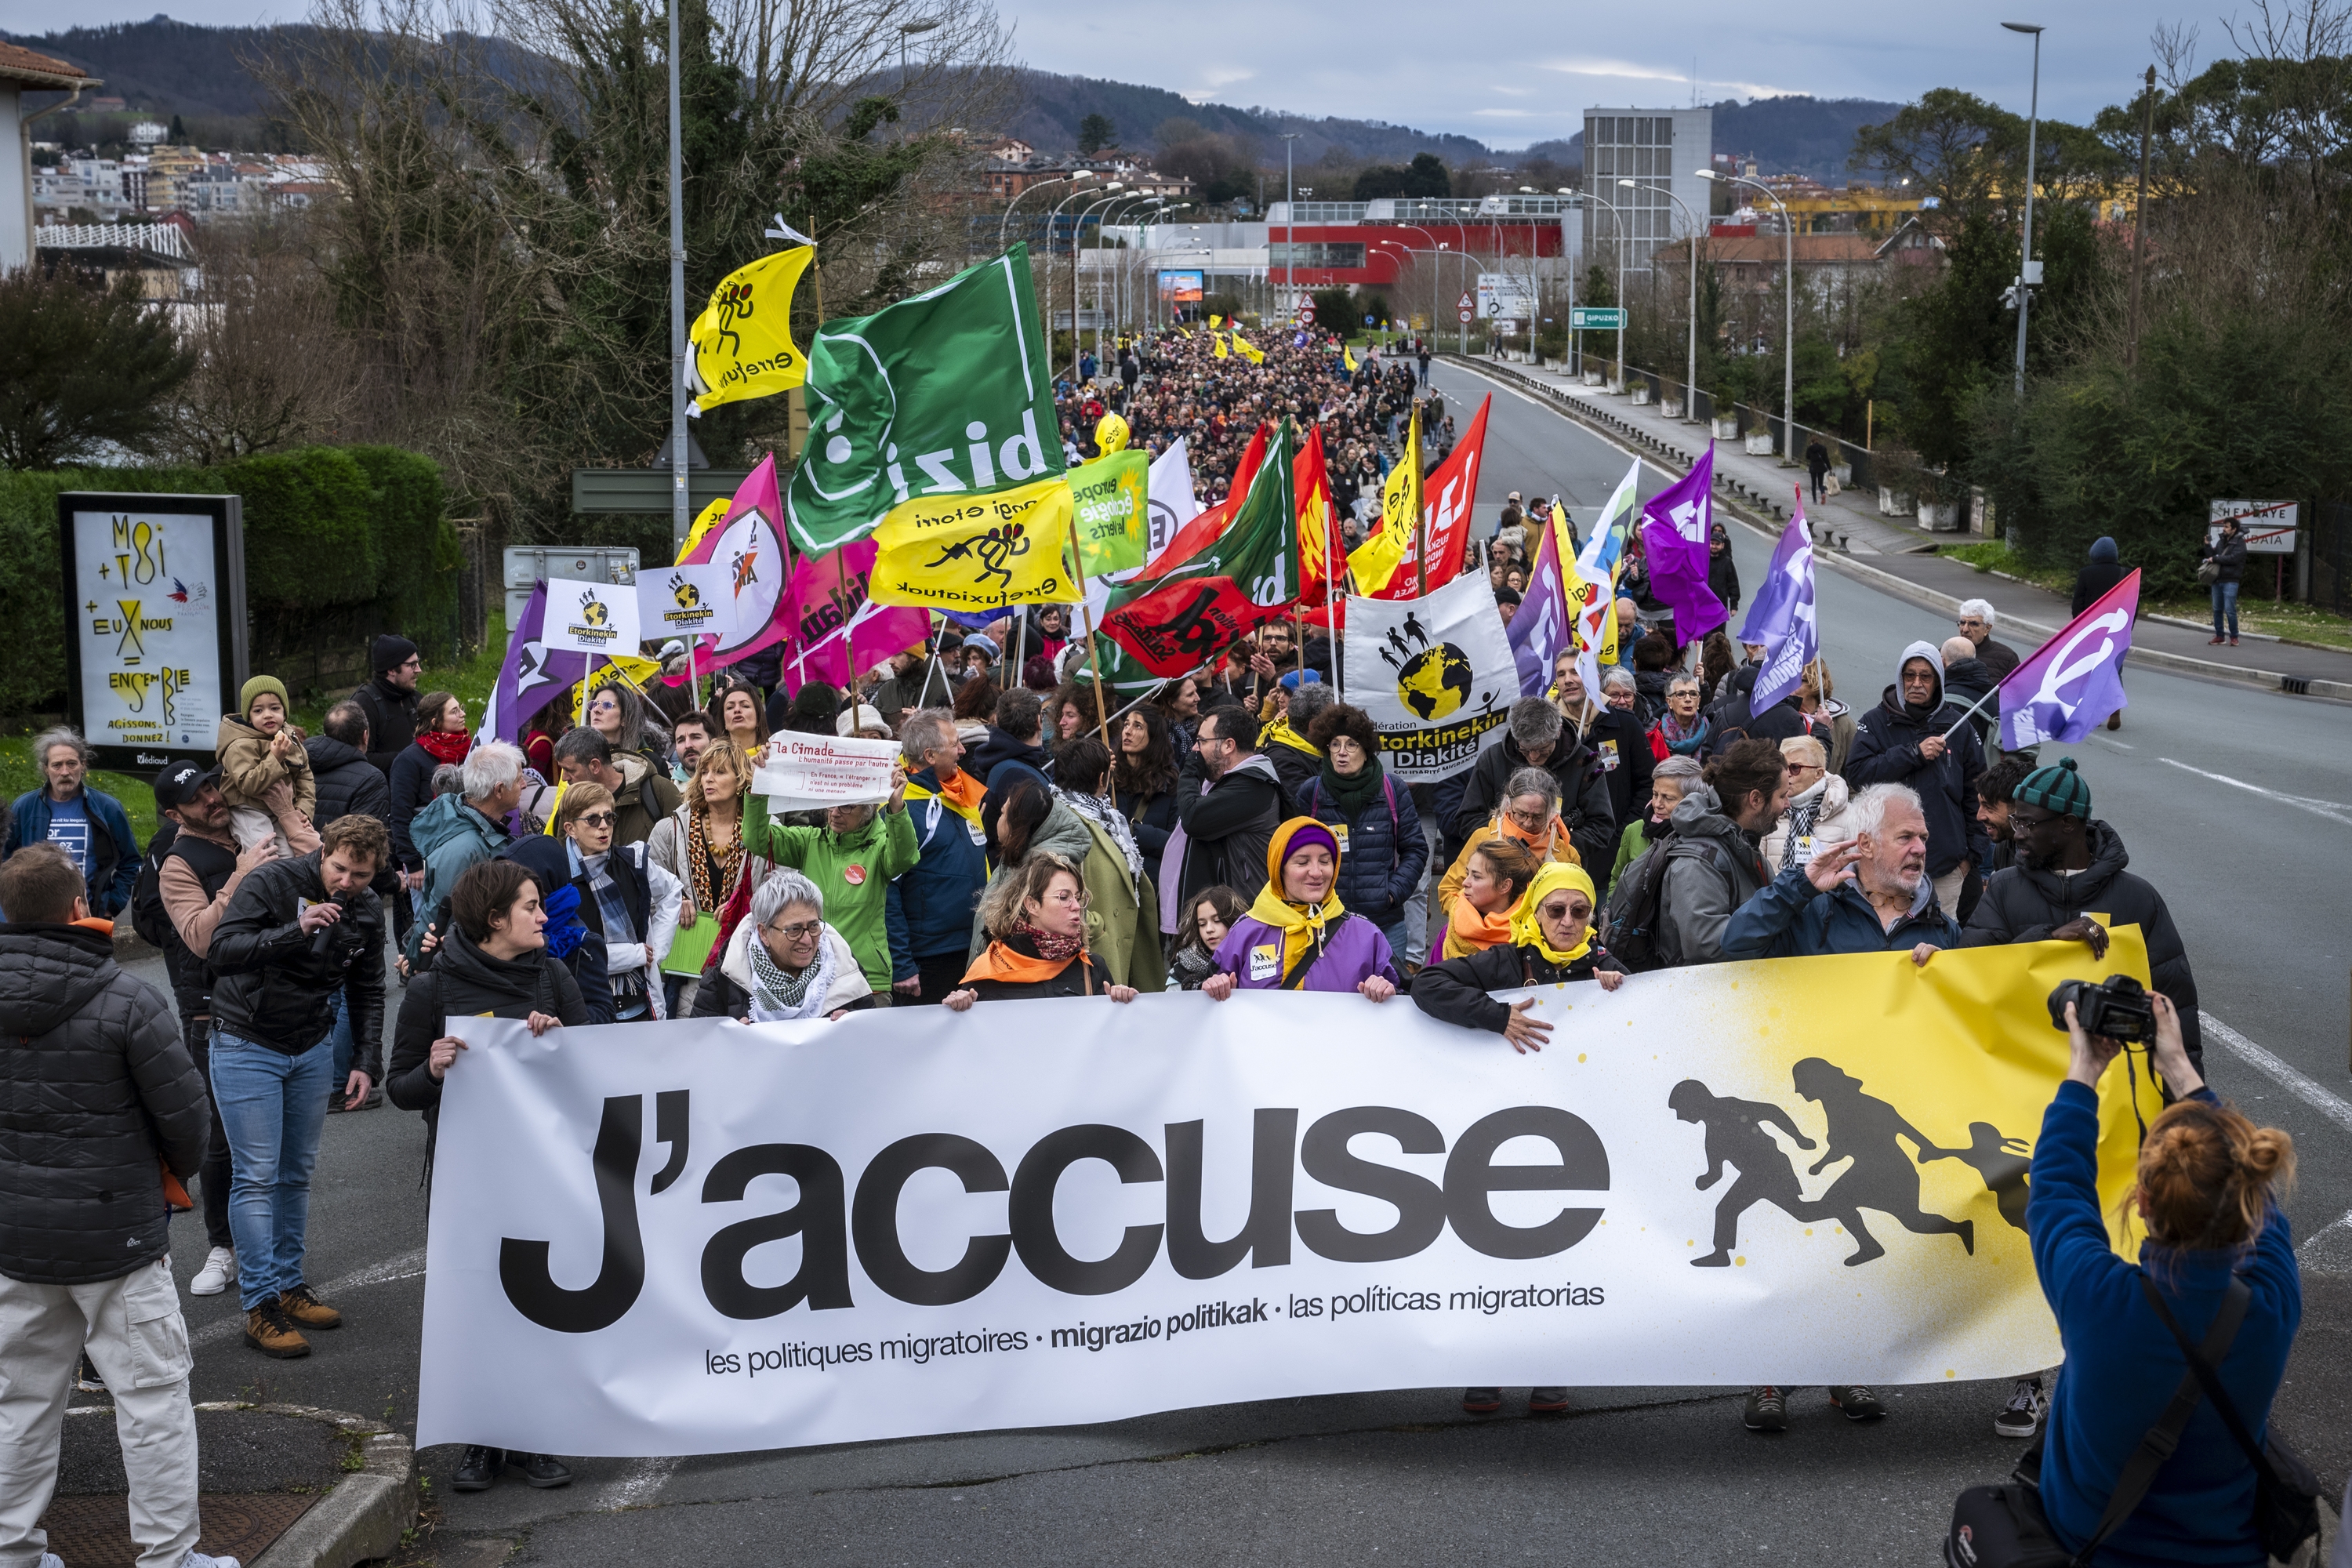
[742,796,920,991]
[1073,817,1167,993]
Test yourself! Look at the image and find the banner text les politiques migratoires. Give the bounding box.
[416,935,2165,1457]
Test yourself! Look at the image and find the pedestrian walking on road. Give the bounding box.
[0,844,232,1568]
[1804,436,1830,504]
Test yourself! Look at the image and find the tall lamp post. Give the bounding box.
[895,17,938,93]
[1625,177,1701,423]
[1582,188,1630,387]
[666,0,686,547]
[1280,132,1302,326]
[1072,187,1127,380]
[2003,20,2045,397]
[1000,169,1090,252]
[1700,169,1793,459]
[1045,178,1110,375]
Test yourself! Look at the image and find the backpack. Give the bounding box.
[129,818,181,950]
[1602,835,1732,973]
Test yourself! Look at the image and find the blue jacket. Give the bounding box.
[1297,765,1426,931]
[887,768,989,976]
[4,788,140,917]
[2031,1082,2296,1566]
[1720,863,1960,960]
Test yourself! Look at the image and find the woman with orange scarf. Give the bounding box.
[942,854,1142,1007]
[1441,837,1541,960]
[1432,765,1582,930]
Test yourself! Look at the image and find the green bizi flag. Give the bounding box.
[1065,449,1149,580]
[786,245,1065,555]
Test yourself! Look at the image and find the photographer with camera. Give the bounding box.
[205,814,390,1359]
[1991,986,2305,1566]
[1962,759,2200,1070]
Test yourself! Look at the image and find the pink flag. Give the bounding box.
[782,540,933,691]
[679,453,792,674]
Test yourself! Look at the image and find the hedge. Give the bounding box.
[0,445,459,720]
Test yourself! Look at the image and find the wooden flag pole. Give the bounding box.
[1065,512,1116,750]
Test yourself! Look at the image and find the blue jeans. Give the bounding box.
[2210,580,2239,638]
[328,989,354,1090]
[209,1029,334,1310]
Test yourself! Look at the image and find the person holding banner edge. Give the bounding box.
[942,854,1139,1006]
[742,756,917,998]
[1200,818,1400,1000]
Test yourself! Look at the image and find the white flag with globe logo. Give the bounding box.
[1342,572,1518,784]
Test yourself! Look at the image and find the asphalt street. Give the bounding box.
[109,365,2352,1563]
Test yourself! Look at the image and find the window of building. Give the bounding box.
[1269,242,1367,270]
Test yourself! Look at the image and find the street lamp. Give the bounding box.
[2003,20,2045,397]
[1280,132,1302,325]
[1073,185,1127,379]
[1103,194,1167,343]
[1624,176,1700,423]
[1000,169,1091,252]
[1582,188,1631,387]
[896,17,939,89]
[1700,169,1793,461]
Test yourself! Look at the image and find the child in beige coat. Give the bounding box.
[214,675,316,855]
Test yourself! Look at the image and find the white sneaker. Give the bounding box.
[181,1552,242,1568]
[41,1552,66,1568]
[191,1247,235,1297]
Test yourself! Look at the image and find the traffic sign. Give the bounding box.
[1570,307,1627,331]
[1458,292,1473,310]
[1457,307,1474,324]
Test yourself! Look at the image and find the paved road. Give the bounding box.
[114,368,2351,1563]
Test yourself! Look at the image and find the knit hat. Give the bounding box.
[2015,757,2091,818]
[240,675,290,716]
[371,633,419,673]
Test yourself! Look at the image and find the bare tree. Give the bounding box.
[159,216,353,465]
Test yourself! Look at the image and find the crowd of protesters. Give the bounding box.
[0,477,2310,1568]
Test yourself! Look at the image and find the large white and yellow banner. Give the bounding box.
[416,938,2162,1457]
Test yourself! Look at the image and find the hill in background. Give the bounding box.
[8,18,1904,184]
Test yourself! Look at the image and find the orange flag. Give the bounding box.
[1294,424,1344,608]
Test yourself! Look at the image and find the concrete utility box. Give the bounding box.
[504,546,638,631]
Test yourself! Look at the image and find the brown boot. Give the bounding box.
[245,1300,311,1359]
[278,1285,343,1330]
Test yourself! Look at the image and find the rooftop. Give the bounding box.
[0,40,101,89]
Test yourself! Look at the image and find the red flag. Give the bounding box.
[1416,395,1489,594]
[1294,425,1345,608]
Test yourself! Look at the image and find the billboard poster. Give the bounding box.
[1158,270,1204,314]
[59,493,249,773]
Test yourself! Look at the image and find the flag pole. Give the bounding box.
[1940,684,2002,742]
[1065,512,1115,750]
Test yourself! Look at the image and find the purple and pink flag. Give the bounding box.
[1638,444,1727,644]
[782,540,932,688]
[1997,570,2139,747]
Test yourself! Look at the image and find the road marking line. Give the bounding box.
[2161,757,2352,826]
[2299,1209,2352,1257]
[597,1455,682,1511]
[2201,1011,2352,1135]
[190,1246,428,1348]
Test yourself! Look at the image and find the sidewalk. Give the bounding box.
[46,1399,414,1568]
[1446,354,2352,699]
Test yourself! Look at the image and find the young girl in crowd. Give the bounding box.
[1171,886,1244,991]
[1443,837,1541,961]
[1202,818,1399,1000]
[214,675,316,854]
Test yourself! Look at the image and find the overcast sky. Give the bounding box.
[55,0,2198,147]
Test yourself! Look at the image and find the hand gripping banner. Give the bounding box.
[418,935,2162,1458]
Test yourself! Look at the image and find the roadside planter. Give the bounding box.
[1917,500,1963,531]
[1744,430,1776,456]
[1630,384,1651,405]
[1711,416,1740,440]
[1583,370,1606,386]
[1879,486,1915,517]
[1661,397,1683,417]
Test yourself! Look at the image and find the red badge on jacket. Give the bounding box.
[843,864,866,886]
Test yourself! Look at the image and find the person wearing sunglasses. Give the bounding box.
[547,782,681,1021]
[692,868,876,1022]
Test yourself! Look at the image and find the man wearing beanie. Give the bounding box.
[1960,757,2198,1063]
[353,634,423,779]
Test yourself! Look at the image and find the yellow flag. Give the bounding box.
[688,246,815,414]
[1232,332,1265,365]
[869,478,1079,612]
[1344,343,1359,372]
[1348,408,1421,594]
[1209,314,1223,328]
[675,495,731,566]
[1213,332,1229,360]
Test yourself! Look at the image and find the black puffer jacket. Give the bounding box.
[206,851,387,1082]
[1452,731,1617,873]
[1842,642,1987,878]
[308,735,400,899]
[1410,941,1626,1034]
[0,923,211,1285]
[1960,819,2202,1069]
[388,927,587,1143]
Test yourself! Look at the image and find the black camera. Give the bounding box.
[2048,975,2158,1044]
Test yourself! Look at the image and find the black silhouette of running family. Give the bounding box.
[1668,1060,2032,1269]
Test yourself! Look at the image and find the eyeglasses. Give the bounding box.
[766,919,822,939]
[1503,806,1551,829]
[572,811,616,828]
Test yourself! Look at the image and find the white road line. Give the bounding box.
[190,1246,429,1348]
[2299,1209,2352,1257]
[2161,757,2352,827]
[597,1455,682,1511]
[2201,1011,2352,1136]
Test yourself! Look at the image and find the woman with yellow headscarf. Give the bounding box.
[1413,862,1626,1049]
[1200,818,1401,1000]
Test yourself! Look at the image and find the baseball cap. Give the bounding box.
[153,759,221,811]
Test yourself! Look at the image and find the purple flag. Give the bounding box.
[1507,513,1576,695]
[479,581,590,747]
[1639,444,1727,644]
[1742,510,1817,717]
[1998,570,2139,748]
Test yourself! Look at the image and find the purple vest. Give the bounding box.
[1213,911,1399,993]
